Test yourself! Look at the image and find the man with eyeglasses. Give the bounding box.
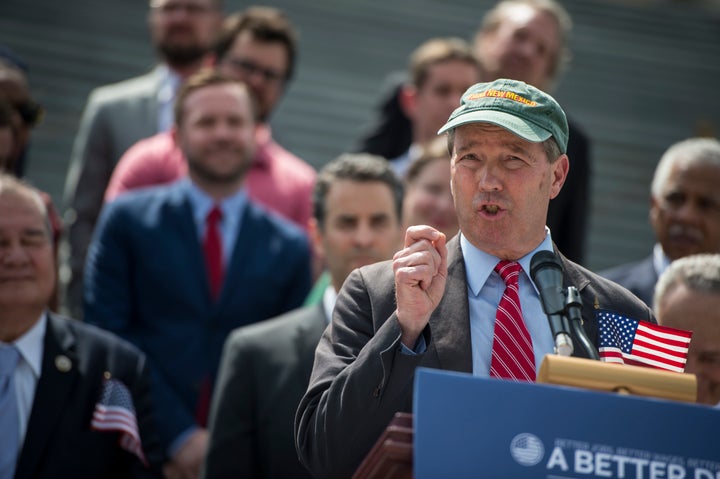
[103,7,316,240]
[61,0,223,320]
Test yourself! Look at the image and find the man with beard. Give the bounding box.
[601,138,720,308]
[103,7,316,235]
[83,71,312,479]
[61,0,223,319]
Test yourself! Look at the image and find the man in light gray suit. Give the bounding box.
[61,0,223,318]
[202,154,404,479]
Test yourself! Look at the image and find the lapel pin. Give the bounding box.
[55,355,72,372]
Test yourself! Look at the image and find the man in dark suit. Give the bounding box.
[600,137,720,308]
[353,0,590,264]
[0,173,163,478]
[83,71,312,479]
[296,79,653,479]
[61,0,224,320]
[202,153,405,478]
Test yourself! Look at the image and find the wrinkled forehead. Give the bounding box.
[0,189,49,230]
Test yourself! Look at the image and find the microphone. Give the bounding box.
[530,251,574,357]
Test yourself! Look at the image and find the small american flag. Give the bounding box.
[91,377,148,466]
[596,310,692,373]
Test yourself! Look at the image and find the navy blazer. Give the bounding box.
[15,313,163,478]
[84,182,312,450]
[599,255,657,308]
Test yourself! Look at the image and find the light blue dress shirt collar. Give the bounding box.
[2,312,46,443]
[461,228,557,377]
[461,228,555,297]
[181,178,248,264]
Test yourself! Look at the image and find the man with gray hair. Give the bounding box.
[0,173,163,477]
[601,137,720,307]
[655,253,720,406]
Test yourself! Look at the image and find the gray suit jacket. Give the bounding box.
[62,67,164,319]
[295,236,655,479]
[203,303,328,479]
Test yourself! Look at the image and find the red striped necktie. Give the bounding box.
[489,260,536,381]
[203,205,224,300]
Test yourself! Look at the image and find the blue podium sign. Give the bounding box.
[413,368,720,479]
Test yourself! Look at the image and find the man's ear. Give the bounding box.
[308,218,325,259]
[549,154,569,200]
[398,84,418,119]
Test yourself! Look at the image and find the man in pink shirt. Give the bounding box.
[105,7,315,231]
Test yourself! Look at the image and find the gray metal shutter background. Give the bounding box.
[1,0,718,271]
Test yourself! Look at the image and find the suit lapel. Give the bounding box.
[135,68,162,138]
[557,251,600,357]
[217,200,256,308]
[294,303,329,381]
[15,314,80,478]
[167,185,211,303]
[428,236,473,373]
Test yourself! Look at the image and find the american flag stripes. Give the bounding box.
[596,310,692,373]
[91,377,148,466]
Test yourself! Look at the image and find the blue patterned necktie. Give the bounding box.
[0,345,20,479]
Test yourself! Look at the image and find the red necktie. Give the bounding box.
[489,261,536,381]
[203,205,224,300]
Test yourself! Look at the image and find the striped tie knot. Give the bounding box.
[495,260,521,287]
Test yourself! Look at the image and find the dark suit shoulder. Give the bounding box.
[50,314,146,364]
[599,255,653,282]
[227,304,325,352]
[562,257,655,323]
[244,199,308,244]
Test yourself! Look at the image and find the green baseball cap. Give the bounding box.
[437,79,569,154]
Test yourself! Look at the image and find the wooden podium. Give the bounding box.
[351,412,413,479]
[351,356,697,478]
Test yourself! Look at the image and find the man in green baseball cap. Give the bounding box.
[438,78,569,152]
[295,78,654,479]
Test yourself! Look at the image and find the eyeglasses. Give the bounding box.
[223,58,286,85]
[14,101,44,127]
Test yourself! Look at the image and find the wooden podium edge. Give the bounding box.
[537,355,697,403]
[352,413,413,479]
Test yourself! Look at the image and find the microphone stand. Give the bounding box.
[563,286,600,360]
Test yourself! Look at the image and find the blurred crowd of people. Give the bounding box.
[1,1,718,478]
